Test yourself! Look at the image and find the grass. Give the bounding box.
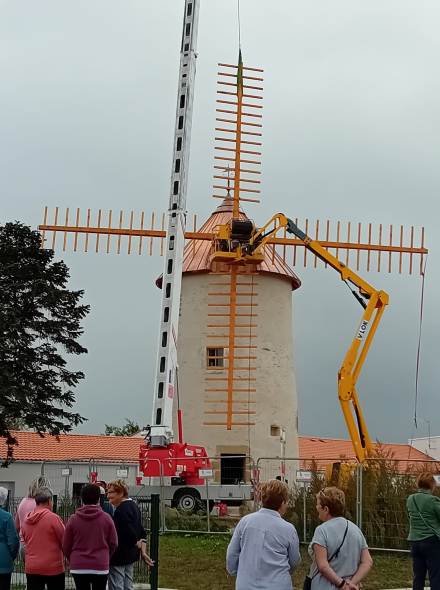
[158,534,414,590]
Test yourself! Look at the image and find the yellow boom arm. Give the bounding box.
[287,220,389,462]
[248,213,295,252]
[211,212,387,460]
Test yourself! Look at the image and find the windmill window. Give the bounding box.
[184,43,189,51]
[187,3,192,16]
[207,347,224,368]
[270,425,281,437]
[185,23,191,36]
[178,116,184,130]
[177,137,182,151]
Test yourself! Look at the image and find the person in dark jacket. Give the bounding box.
[407,471,440,590]
[106,480,153,590]
[0,487,19,590]
[63,484,118,590]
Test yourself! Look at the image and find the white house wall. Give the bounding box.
[0,461,138,499]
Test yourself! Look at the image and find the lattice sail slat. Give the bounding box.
[40,206,427,275]
[214,54,264,214]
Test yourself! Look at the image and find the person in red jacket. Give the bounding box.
[21,487,65,590]
[63,484,118,590]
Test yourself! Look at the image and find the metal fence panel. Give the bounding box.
[5,453,439,555]
[8,494,160,590]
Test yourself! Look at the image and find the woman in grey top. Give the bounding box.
[307,487,373,590]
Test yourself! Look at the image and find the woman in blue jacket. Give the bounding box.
[0,487,19,590]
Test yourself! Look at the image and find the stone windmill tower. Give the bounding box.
[177,196,301,482]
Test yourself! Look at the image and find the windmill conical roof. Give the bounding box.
[182,198,301,290]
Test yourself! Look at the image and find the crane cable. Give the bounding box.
[413,254,428,430]
[407,253,428,460]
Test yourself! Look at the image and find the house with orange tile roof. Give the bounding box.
[0,431,141,498]
[0,431,436,497]
[298,436,436,474]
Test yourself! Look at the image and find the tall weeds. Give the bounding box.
[286,446,440,549]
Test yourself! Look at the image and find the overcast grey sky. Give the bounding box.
[1,1,438,444]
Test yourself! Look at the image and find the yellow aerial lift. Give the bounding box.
[211,213,389,462]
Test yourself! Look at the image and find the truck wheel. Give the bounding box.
[174,489,200,513]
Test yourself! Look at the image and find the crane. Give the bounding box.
[287,220,388,462]
[210,213,388,462]
[138,0,211,485]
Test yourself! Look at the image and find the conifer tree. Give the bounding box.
[0,222,89,464]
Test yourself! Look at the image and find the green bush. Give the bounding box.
[164,506,233,532]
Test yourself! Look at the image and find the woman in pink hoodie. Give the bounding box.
[63,484,118,590]
[15,476,51,554]
[21,487,65,590]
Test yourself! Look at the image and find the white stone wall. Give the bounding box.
[178,271,299,481]
[409,437,440,460]
[0,461,139,499]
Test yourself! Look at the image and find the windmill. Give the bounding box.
[39,2,427,483]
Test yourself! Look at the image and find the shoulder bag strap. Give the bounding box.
[310,519,350,580]
[412,495,440,539]
[329,519,349,561]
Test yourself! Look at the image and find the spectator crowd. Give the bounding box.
[2,472,440,590]
[0,478,152,590]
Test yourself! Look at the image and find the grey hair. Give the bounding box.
[0,487,8,506]
[34,487,53,505]
[28,476,51,498]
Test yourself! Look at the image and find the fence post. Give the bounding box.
[355,463,363,529]
[159,461,166,533]
[149,494,160,590]
[303,487,307,542]
[205,477,210,533]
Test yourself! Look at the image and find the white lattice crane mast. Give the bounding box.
[139,0,210,483]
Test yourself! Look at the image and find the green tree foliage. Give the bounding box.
[0,222,89,465]
[104,418,141,437]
